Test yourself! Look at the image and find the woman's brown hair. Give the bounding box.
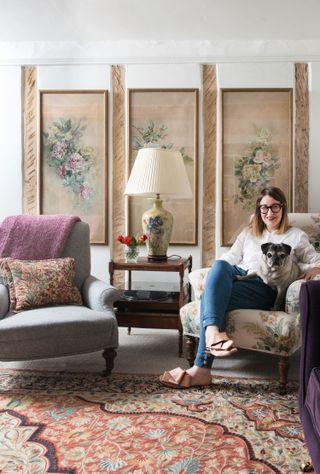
[250,186,290,236]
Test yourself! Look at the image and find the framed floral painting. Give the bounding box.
[128,89,198,245]
[221,88,293,246]
[39,90,108,244]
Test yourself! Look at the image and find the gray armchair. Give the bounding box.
[0,221,119,374]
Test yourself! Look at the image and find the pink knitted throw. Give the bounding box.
[0,214,81,259]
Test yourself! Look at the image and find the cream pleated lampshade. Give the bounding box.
[124,147,192,198]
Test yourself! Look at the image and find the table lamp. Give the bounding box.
[124,147,193,261]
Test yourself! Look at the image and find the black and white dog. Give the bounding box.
[238,243,300,310]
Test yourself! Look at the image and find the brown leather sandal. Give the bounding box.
[159,367,211,389]
[159,367,192,389]
[205,339,238,357]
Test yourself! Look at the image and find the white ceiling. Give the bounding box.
[1,0,320,42]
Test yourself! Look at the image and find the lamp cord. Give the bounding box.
[167,254,183,260]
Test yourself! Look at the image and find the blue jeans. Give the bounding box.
[194,260,277,368]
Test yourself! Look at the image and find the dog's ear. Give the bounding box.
[261,243,271,254]
[282,243,292,255]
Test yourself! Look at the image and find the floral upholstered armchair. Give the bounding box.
[180,213,320,391]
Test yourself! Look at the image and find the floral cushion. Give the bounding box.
[0,257,82,312]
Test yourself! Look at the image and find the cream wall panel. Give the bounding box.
[308,63,320,211]
[127,64,201,88]
[38,65,111,90]
[309,62,320,212]
[218,62,295,88]
[0,67,22,221]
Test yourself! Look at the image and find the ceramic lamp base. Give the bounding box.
[142,198,173,260]
[147,255,167,262]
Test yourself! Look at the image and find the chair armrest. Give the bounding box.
[0,284,9,318]
[82,275,120,312]
[286,274,320,314]
[189,267,210,301]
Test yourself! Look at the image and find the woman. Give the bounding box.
[160,186,320,388]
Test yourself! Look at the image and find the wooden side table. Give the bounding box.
[109,256,192,356]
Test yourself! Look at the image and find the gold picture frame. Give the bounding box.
[128,88,198,245]
[221,88,293,246]
[39,90,108,244]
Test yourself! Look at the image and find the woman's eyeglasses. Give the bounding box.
[259,203,283,214]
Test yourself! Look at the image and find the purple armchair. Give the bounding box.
[299,280,320,474]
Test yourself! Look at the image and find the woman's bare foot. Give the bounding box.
[205,326,232,347]
[205,326,237,357]
[186,365,212,386]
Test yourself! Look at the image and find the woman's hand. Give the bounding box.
[299,267,320,281]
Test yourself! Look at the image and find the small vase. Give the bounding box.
[125,245,140,262]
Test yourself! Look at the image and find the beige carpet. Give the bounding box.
[0,327,300,380]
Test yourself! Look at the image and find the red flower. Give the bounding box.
[124,235,133,246]
[117,233,148,247]
[138,234,148,243]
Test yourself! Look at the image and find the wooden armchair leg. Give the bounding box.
[278,355,289,394]
[185,336,197,367]
[102,348,117,376]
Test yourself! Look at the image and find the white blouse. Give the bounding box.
[220,226,320,274]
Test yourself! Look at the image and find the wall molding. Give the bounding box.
[202,65,217,267]
[22,66,38,214]
[294,63,309,212]
[2,40,320,65]
[111,65,126,287]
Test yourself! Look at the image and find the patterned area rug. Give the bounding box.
[0,369,310,473]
